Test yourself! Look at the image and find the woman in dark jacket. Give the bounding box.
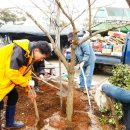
[33,59,45,92]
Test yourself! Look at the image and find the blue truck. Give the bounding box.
[65,32,130,67]
[95,32,130,66]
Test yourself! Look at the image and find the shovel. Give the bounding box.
[28,86,40,130]
[80,66,92,112]
[32,72,68,97]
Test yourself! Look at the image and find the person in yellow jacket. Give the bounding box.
[0,39,51,129]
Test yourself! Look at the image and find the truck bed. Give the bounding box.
[95,54,122,65]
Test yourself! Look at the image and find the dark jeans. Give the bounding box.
[122,103,130,130]
[32,78,39,90]
[79,64,95,90]
[0,87,18,110]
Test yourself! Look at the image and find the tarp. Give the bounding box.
[91,22,130,33]
[0,24,72,36]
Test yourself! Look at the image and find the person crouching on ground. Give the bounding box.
[33,59,45,93]
[101,84,130,130]
[0,39,51,129]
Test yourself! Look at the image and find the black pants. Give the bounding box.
[32,78,39,89]
[122,103,130,130]
[0,87,18,110]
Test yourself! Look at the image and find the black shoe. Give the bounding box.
[35,88,43,93]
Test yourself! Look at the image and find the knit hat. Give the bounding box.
[67,32,74,42]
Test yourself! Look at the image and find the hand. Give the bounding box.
[79,61,84,68]
[39,74,44,80]
[28,80,35,88]
[28,90,37,102]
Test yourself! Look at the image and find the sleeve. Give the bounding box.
[81,42,90,62]
[7,45,31,87]
[10,45,28,69]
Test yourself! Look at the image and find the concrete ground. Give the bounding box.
[48,59,110,88]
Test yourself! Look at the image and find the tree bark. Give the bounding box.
[66,73,74,121]
[66,44,76,121]
[126,0,130,7]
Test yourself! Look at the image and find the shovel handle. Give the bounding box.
[32,74,60,91]
[80,66,92,108]
[28,86,40,124]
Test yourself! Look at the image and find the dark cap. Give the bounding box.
[67,32,74,42]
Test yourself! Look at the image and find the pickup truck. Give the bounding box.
[64,32,130,66]
[95,32,130,66]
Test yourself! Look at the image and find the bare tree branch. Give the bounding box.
[55,0,77,32]
[29,0,57,37]
[91,0,97,6]
[7,0,69,70]
[63,0,71,14]
[60,0,101,33]
[126,0,130,7]
[29,0,50,18]
[25,12,69,71]
[88,0,92,36]
[61,9,86,31]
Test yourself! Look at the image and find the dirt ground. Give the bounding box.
[3,79,117,130]
[4,60,123,130]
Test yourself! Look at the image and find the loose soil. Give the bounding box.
[2,81,123,130]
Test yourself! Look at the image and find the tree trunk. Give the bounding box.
[66,72,74,121]
[66,45,76,121]
[126,0,130,7]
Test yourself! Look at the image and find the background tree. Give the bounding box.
[0,9,26,24]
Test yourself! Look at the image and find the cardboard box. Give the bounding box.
[92,42,103,52]
[102,48,112,55]
[113,44,123,53]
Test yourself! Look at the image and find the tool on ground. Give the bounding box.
[28,85,40,130]
[80,66,92,111]
[32,72,68,97]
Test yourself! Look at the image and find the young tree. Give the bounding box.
[13,0,130,121]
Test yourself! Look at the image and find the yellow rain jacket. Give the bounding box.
[0,39,32,101]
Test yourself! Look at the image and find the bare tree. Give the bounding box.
[0,9,26,24]
[10,0,130,122]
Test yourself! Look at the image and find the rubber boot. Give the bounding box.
[6,105,24,129]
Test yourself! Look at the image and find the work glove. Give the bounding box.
[28,80,36,102]
[28,80,35,88]
[39,74,44,80]
[79,61,85,68]
[40,74,52,81]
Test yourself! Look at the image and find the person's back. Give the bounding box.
[33,60,45,92]
[75,41,96,65]
[75,33,96,65]
[73,33,96,91]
